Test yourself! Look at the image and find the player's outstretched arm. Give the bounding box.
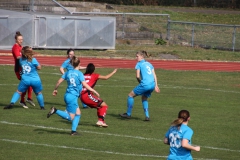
[98,69,117,80]
[53,78,64,96]
[59,67,65,74]
[182,139,200,152]
[152,69,160,93]
[82,81,100,97]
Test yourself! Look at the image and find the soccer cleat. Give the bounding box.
[47,107,56,118]
[26,98,36,107]
[119,113,131,119]
[96,121,108,127]
[4,104,13,109]
[40,107,46,110]
[70,131,80,136]
[145,117,150,121]
[19,101,28,109]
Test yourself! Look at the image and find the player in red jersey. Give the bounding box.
[80,63,117,127]
[12,31,35,108]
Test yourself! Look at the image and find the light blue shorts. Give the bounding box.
[133,83,155,98]
[64,93,79,114]
[18,78,43,93]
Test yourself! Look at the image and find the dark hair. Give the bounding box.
[67,48,74,55]
[171,110,190,127]
[70,56,80,68]
[22,46,33,61]
[15,31,22,40]
[85,63,95,75]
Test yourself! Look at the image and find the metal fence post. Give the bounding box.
[191,23,195,47]
[232,26,236,52]
[122,13,125,39]
[166,20,170,40]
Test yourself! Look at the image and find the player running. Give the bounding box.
[4,46,45,110]
[80,63,117,127]
[164,110,200,159]
[119,50,160,121]
[47,57,99,135]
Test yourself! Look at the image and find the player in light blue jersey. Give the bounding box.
[4,46,45,110]
[59,49,88,109]
[164,110,200,160]
[47,56,99,136]
[119,50,160,121]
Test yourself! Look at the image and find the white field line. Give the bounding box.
[0,139,219,160]
[1,121,240,154]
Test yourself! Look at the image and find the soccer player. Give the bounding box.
[80,63,117,127]
[4,46,45,110]
[164,110,200,159]
[12,31,35,108]
[119,50,160,121]
[60,48,88,109]
[47,56,99,135]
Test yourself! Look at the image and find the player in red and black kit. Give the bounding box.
[80,63,117,127]
[12,31,35,108]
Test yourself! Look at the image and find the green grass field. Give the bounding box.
[0,65,240,160]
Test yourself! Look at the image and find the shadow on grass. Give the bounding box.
[34,128,70,135]
[107,113,142,121]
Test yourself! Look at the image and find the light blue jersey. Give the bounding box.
[135,60,155,86]
[18,57,42,93]
[165,124,194,160]
[62,69,85,97]
[61,58,74,71]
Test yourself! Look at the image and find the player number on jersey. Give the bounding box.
[169,133,181,148]
[22,65,31,74]
[146,65,152,74]
[70,78,76,86]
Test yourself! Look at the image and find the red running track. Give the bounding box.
[0,55,240,72]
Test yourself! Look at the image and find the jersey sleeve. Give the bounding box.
[32,58,40,68]
[135,63,140,70]
[182,128,193,142]
[12,45,21,59]
[61,59,69,68]
[61,72,67,80]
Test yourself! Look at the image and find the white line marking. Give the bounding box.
[0,139,220,160]
[1,121,240,154]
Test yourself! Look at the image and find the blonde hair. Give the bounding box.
[136,50,151,58]
[22,46,33,61]
[70,56,80,68]
[171,110,190,127]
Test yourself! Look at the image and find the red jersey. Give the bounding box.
[12,43,22,72]
[81,73,99,95]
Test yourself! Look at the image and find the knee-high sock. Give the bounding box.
[142,100,149,118]
[56,110,71,121]
[97,106,108,121]
[10,92,21,104]
[21,91,26,102]
[27,86,33,99]
[72,114,81,132]
[36,93,44,108]
[127,96,134,116]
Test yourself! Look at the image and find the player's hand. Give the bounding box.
[94,91,100,97]
[113,69,117,73]
[53,90,58,96]
[155,86,160,93]
[194,146,200,151]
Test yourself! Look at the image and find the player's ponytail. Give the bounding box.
[22,46,33,61]
[15,31,22,40]
[137,50,151,58]
[171,110,190,127]
[70,56,80,68]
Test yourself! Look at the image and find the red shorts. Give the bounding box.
[80,92,103,108]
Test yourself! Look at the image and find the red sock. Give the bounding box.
[97,106,108,121]
[21,92,26,102]
[27,86,33,99]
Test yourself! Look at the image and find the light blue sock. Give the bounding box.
[56,110,71,121]
[10,92,20,104]
[72,114,81,132]
[142,100,149,118]
[127,96,134,116]
[82,102,87,108]
[36,93,44,108]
